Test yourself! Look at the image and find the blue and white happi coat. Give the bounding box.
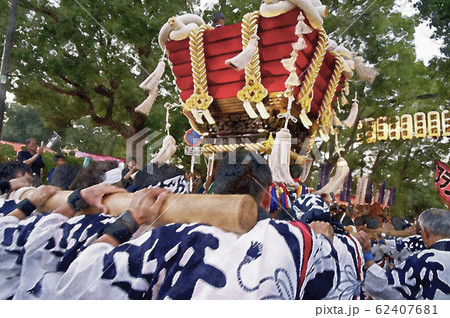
[0,212,116,299]
[25,219,339,300]
[292,193,365,299]
[365,239,450,300]
[371,235,426,269]
[13,213,116,299]
[330,233,365,300]
[0,214,46,299]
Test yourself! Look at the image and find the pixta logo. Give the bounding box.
[125,128,166,171]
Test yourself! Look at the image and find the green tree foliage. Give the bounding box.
[1,0,205,140]
[0,143,17,162]
[322,0,448,215]
[414,0,449,57]
[2,102,53,143]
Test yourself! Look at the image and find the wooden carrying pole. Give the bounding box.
[20,190,258,234]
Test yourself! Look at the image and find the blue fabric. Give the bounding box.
[0,200,18,217]
[291,194,345,234]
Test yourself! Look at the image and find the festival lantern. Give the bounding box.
[400,114,413,140]
[442,110,450,137]
[388,115,401,141]
[364,118,377,143]
[376,116,388,141]
[427,111,441,138]
[414,112,427,138]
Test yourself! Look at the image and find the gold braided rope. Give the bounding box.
[184,25,214,112]
[297,27,328,114]
[201,142,305,163]
[236,11,268,104]
[306,121,319,154]
[318,53,344,127]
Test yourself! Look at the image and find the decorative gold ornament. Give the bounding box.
[184,25,214,113]
[297,27,328,126]
[318,53,344,129]
[236,11,269,118]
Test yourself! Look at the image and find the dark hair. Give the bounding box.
[214,148,272,202]
[25,138,36,145]
[391,216,407,231]
[48,164,79,190]
[53,154,65,163]
[212,12,225,23]
[69,160,118,190]
[0,161,32,180]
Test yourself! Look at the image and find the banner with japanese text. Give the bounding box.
[435,161,450,207]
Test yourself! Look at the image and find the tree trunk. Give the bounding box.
[0,0,19,139]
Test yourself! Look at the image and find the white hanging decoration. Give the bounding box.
[150,103,179,164]
[190,108,204,124]
[281,52,298,73]
[318,126,330,141]
[342,92,359,127]
[269,128,297,186]
[243,100,259,119]
[151,135,177,164]
[135,88,159,115]
[158,14,205,50]
[203,109,216,125]
[332,109,341,126]
[354,56,379,83]
[139,58,166,93]
[225,35,259,71]
[344,81,350,96]
[294,12,313,35]
[316,157,350,195]
[300,108,313,128]
[285,71,301,87]
[341,92,348,106]
[256,102,270,119]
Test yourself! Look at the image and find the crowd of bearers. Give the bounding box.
[0,147,449,300]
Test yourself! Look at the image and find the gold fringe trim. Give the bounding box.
[201,141,305,164]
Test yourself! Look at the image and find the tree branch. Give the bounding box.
[18,0,60,23]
